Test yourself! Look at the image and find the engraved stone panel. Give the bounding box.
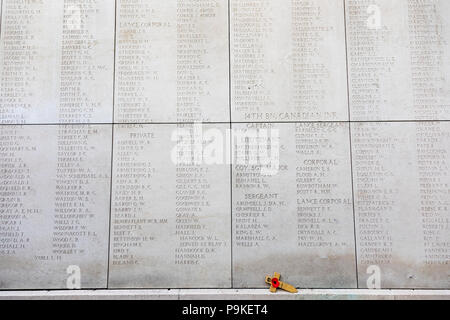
[232,122,356,288]
[346,0,450,121]
[114,0,229,123]
[0,125,112,289]
[109,124,231,288]
[230,0,349,122]
[352,122,450,288]
[1,0,450,293]
[0,0,115,124]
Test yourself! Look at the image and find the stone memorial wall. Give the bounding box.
[0,0,449,290]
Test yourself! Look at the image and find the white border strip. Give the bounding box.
[0,289,449,300]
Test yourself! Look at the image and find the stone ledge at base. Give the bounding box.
[0,289,449,300]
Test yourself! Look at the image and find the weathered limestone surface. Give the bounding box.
[232,122,357,288]
[0,0,115,124]
[114,0,229,123]
[109,124,231,288]
[0,0,449,291]
[346,0,450,121]
[0,125,112,289]
[352,122,450,289]
[231,0,349,122]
